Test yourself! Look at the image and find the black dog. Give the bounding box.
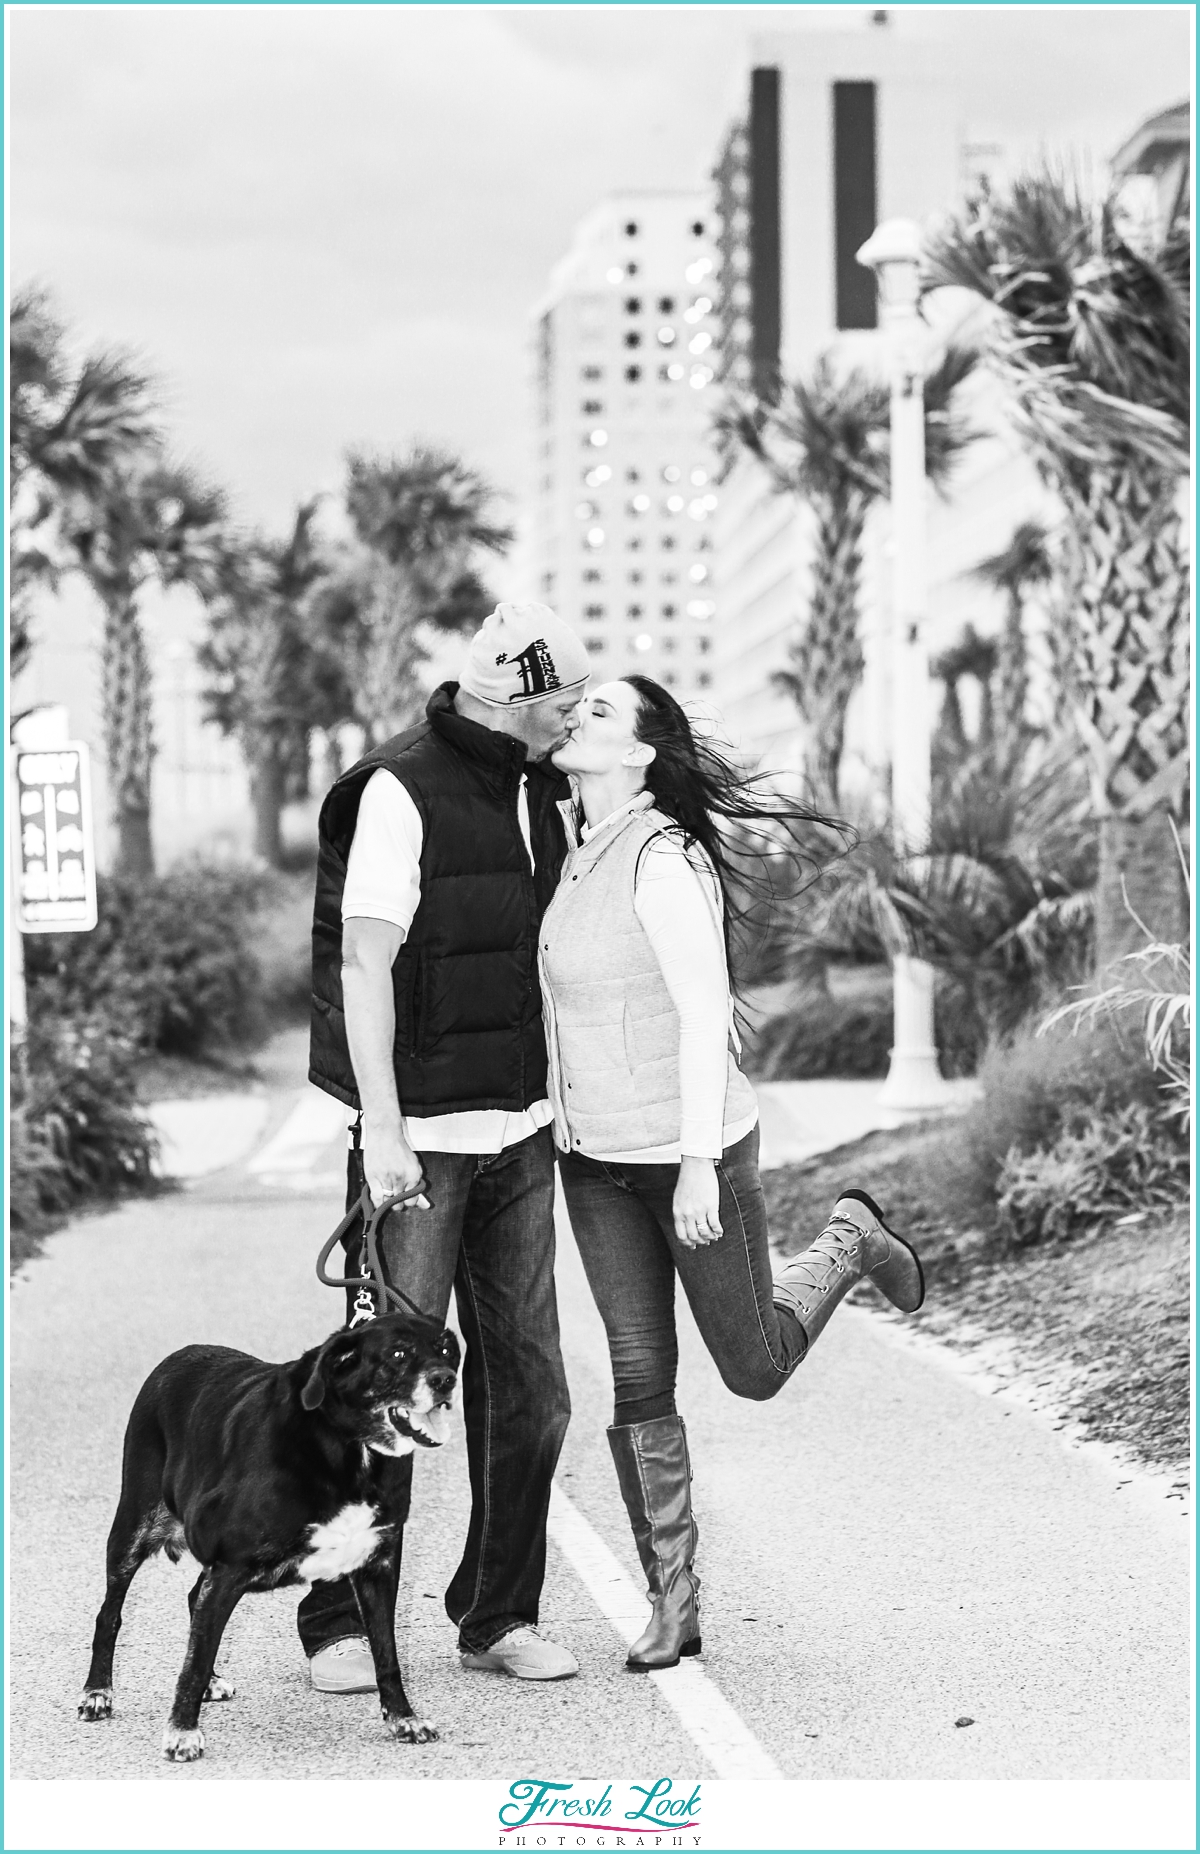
[78,1310,460,1760]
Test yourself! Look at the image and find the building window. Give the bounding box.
[629,494,650,514]
[662,465,681,483]
[583,568,603,583]
[662,637,677,654]
[581,365,604,380]
[633,632,653,652]
[697,637,712,654]
[662,603,677,618]
[627,604,643,618]
[697,671,712,687]
[628,570,644,584]
[585,527,605,548]
[663,671,677,687]
[585,464,611,486]
[624,297,642,314]
[585,638,606,654]
[688,563,708,582]
[661,536,676,551]
[587,429,608,447]
[624,220,640,236]
[575,500,597,519]
[656,326,676,346]
[626,467,642,483]
[624,332,642,349]
[581,400,604,415]
[658,296,676,313]
[625,365,642,382]
[626,536,644,552]
[690,220,705,236]
[584,604,605,618]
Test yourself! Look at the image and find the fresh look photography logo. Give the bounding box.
[498,1779,703,1846]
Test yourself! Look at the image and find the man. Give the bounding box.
[302,601,588,1690]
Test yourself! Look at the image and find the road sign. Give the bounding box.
[13,743,98,933]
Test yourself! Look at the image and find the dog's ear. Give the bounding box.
[301,1333,360,1410]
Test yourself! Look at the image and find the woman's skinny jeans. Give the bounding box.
[557,1125,808,1424]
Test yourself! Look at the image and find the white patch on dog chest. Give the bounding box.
[300,1502,384,1583]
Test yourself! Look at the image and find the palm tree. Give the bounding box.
[9,287,157,677]
[62,461,228,877]
[927,169,1190,969]
[970,519,1054,762]
[720,346,977,810]
[311,446,511,744]
[932,622,998,769]
[199,504,350,866]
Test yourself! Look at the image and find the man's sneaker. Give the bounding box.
[309,1636,378,1693]
[460,1626,578,1681]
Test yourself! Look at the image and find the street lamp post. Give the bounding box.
[856,218,953,1118]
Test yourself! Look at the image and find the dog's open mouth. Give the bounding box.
[387,1404,452,1449]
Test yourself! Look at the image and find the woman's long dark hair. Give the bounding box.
[622,674,851,981]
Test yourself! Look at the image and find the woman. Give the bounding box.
[538,676,924,1672]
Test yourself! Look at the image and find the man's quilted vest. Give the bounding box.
[538,796,758,1156]
[309,684,570,1114]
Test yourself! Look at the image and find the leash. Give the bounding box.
[316,1182,438,1329]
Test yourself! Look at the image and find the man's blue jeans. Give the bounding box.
[557,1125,807,1424]
[297,1126,571,1656]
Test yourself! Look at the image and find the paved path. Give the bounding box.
[9,1065,1190,1812]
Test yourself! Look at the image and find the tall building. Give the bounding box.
[528,193,722,697]
[706,22,1051,782]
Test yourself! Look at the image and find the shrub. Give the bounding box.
[25,863,271,1056]
[253,869,316,1023]
[997,1102,1188,1246]
[947,1013,1167,1220]
[10,1009,159,1245]
[745,988,892,1080]
[1041,937,1191,1127]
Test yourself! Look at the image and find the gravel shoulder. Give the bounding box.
[762,1119,1191,1484]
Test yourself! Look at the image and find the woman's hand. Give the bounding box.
[673,1156,723,1249]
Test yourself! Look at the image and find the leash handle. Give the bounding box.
[315,1179,437,1324]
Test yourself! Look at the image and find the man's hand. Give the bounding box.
[673,1155,723,1250]
[363,1119,429,1211]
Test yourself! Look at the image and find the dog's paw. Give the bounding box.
[162,1724,205,1762]
[78,1688,113,1722]
[202,1675,236,1703]
[384,1711,439,1744]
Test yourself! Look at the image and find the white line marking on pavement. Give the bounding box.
[548,1481,784,1780]
[246,1088,348,1178]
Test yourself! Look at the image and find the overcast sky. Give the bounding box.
[10,4,1191,537]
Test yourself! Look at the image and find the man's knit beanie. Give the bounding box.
[459,602,590,706]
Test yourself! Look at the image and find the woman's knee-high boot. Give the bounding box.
[607,1415,702,1671]
[772,1187,925,1351]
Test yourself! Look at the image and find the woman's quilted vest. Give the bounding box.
[538,797,757,1156]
